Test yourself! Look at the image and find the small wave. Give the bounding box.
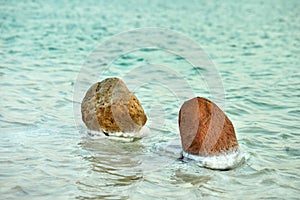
[182,149,245,170]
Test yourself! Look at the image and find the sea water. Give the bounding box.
[0,0,299,199]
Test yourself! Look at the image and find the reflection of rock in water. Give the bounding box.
[77,137,144,198]
[172,169,211,187]
[78,136,187,198]
[285,147,300,157]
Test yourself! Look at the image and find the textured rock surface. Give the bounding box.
[81,78,147,133]
[179,97,238,156]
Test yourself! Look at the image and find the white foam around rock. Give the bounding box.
[182,149,245,170]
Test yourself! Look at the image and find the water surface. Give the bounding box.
[0,0,299,199]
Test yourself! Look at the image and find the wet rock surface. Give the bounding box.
[179,97,238,156]
[81,77,147,134]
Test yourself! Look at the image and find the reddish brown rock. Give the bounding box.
[179,97,238,156]
[81,77,147,133]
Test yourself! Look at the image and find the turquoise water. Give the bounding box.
[1,0,299,199]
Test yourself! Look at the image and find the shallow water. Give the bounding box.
[1,0,299,199]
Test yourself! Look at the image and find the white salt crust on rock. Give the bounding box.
[87,126,151,142]
[182,148,245,170]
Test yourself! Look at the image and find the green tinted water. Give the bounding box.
[0,0,299,199]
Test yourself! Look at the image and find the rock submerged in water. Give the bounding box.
[81,77,147,134]
[179,97,239,157]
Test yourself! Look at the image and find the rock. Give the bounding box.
[178,97,238,156]
[81,77,147,134]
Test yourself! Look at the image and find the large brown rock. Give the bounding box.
[81,77,147,134]
[179,97,238,156]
